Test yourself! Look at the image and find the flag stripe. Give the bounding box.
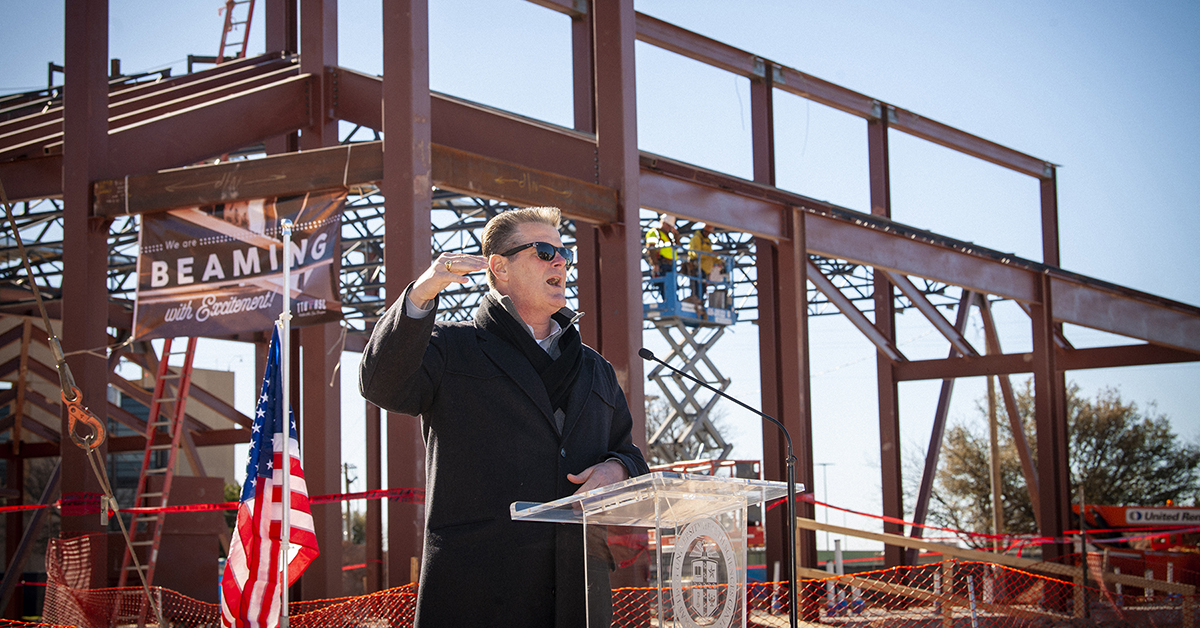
[220,327,319,628]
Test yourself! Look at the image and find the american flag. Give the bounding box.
[221,326,319,628]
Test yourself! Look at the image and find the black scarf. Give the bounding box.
[475,292,584,419]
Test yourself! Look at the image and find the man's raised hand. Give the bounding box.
[410,253,489,308]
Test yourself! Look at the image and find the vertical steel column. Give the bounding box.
[1039,165,1072,569]
[265,0,299,154]
[266,0,298,52]
[364,401,383,592]
[570,2,599,349]
[1032,276,1071,568]
[790,211,818,620]
[1031,273,1071,614]
[297,0,343,601]
[755,240,784,573]
[752,67,818,590]
[381,0,431,587]
[60,0,111,572]
[751,64,780,572]
[592,0,644,447]
[868,108,906,567]
[1040,167,1060,268]
[754,210,812,614]
[299,0,338,149]
[261,0,295,422]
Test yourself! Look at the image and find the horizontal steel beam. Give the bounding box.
[95,140,617,224]
[1051,275,1200,354]
[525,0,586,18]
[635,12,761,78]
[431,93,600,184]
[94,141,378,215]
[432,144,617,223]
[333,67,600,183]
[775,65,877,118]
[895,352,1034,381]
[1062,343,1200,371]
[0,64,299,163]
[631,160,1200,354]
[331,66,383,130]
[627,13,1050,178]
[895,343,1200,381]
[638,165,785,240]
[891,108,1050,179]
[0,155,63,201]
[2,75,315,197]
[805,209,1040,303]
[109,56,297,117]
[106,74,313,176]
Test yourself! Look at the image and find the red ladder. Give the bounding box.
[217,0,256,63]
[117,337,199,591]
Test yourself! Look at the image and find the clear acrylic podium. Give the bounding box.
[511,471,792,628]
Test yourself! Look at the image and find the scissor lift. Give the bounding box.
[643,247,738,462]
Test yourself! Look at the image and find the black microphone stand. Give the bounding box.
[639,348,799,628]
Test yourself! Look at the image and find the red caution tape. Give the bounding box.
[309,487,425,506]
[59,492,103,517]
[123,501,239,514]
[0,487,425,516]
[0,504,54,514]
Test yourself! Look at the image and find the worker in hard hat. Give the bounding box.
[684,222,717,301]
[644,215,679,300]
[644,215,678,277]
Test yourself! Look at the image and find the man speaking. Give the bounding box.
[360,206,649,627]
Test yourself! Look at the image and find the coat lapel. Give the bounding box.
[475,327,557,430]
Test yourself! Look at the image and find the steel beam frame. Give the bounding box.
[0,1,1197,609]
[297,0,344,599]
[592,0,645,440]
[570,2,599,348]
[59,0,111,561]
[381,0,430,589]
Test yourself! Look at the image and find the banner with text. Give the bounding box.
[133,190,345,340]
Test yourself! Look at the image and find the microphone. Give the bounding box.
[639,348,800,628]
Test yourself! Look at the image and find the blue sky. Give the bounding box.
[3,0,1198,548]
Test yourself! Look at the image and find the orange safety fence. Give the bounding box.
[27,535,1198,627]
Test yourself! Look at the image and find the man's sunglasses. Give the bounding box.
[499,241,574,266]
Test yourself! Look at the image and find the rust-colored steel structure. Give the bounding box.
[2,0,1200,607]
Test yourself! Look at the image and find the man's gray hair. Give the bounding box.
[481,207,563,289]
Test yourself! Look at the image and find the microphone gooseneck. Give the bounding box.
[639,347,800,628]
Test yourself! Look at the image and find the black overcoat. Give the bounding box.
[359,287,649,627]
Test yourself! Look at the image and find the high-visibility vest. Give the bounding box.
[687,234,716,273]
[645,227,676,259]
